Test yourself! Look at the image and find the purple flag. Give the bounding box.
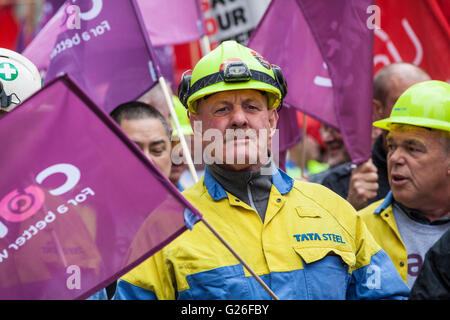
[22,3,67,73]
[0,76,202,300]
[43,0,161,114]
[35,0,66,34]
[248,0,374,164]
[137,0,205,46]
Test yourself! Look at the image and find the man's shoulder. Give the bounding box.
[181,176,208,200]
[293,179,350,202]
[358,198,386,216]
[357,198,393,231]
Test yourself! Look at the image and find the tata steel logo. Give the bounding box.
[0,163,80,238]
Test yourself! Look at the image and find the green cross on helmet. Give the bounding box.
[373,80,450,132]
[178,40,287,114]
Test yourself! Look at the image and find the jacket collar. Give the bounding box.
[203,164,294,201]
[374,190,393,214]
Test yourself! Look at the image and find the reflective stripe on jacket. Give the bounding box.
[115,167,409,300]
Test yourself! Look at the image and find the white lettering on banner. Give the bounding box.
[50,20,111,59]
[0,162,96,264]
[73,0,103,21]
[203,0,269,48]
[374,18,423,69]
[0,249,8,263]
[36,163,81,196]
[313,62,333,88]
[0,188,95,261]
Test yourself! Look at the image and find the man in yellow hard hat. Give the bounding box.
[114,40,408,300]
[359,80,450,290]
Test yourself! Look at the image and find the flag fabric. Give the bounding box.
[22,3,67,74]
[0,75,202,300]
[23,0,205,80]
[248,0,374,165]
[136,0,205,46]
[273,104,303,171]
[375,0,450,81]
[35,0,66,33]
[44,0,161,115]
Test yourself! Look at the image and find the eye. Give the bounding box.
[245,103,261,112]
[151,144,167,156]
[214,105,230,115]
[407,146,423,153]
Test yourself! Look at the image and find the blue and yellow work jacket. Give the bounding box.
[115,167,409,300]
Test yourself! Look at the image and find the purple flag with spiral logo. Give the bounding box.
[0,76,202,299]
[43,0,161,114]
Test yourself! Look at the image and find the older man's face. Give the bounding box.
[190,89,278,171]
[387,125,450,211]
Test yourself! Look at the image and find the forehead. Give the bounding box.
[387,124,441,144]
[119,117,168,140]
[198,89,267,107]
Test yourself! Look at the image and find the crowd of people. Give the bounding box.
[0,38,448,300]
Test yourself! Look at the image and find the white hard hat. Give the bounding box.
[0,48,41,112]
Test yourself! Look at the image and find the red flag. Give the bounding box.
[375,0,450,81]
[0,6,19,50]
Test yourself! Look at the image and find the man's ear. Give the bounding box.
[373,99,385,121]
[447,156,450,176]
[269,108,279,137]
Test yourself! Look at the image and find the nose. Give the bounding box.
[230,106,248,129]
[388,147,406,166]
[140,147,153,163]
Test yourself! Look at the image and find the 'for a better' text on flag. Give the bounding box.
[248,0,374,164]
[23,0,206,81]
[0,75,202,300]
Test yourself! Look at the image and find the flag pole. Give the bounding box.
[199,35,211,56]
[158,76,198,183]
[300,113,308,176]
[130,0,198,183]
[200,217,280,300]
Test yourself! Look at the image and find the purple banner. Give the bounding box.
[0,76,202,300]
[137,0,205,46]
[35,0,66,34]
[248,0,374,164]
[43,0,161,114]
[22,3,67,73]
